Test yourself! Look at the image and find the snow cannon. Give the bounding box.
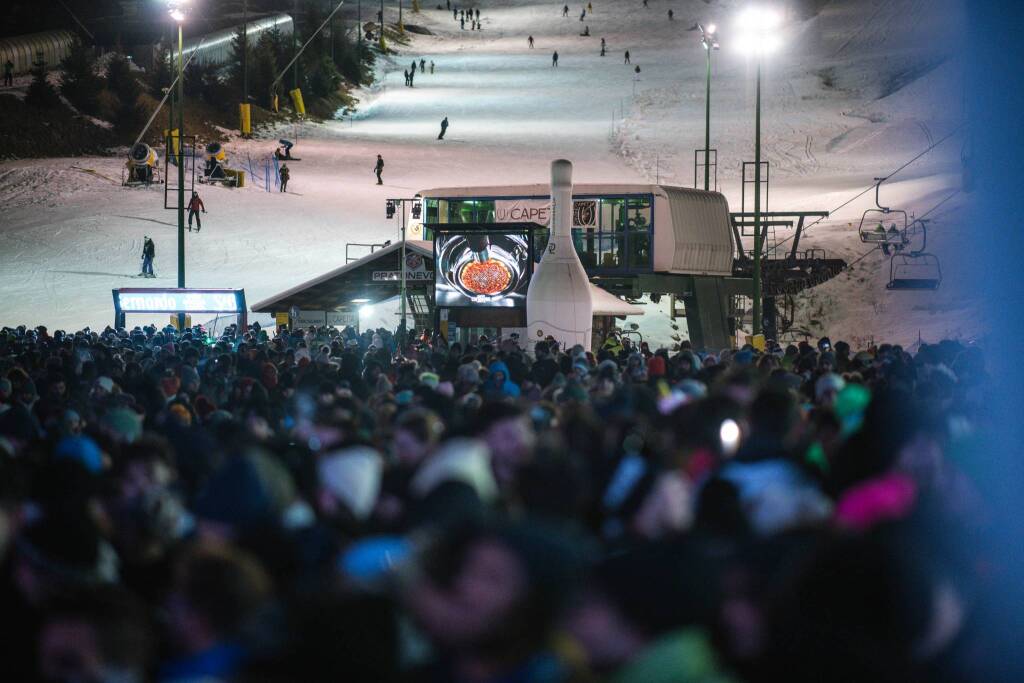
[124,143,159,185]
[130,143,158,168]
[526,159,593,351]
[205,142,227,163]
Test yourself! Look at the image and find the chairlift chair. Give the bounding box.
[887,219,941,290]
[858,177,908,249]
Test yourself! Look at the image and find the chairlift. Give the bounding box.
[858,176,908,249]
[887,219,941,290]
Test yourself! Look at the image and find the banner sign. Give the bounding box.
[495,199,598,227]
[290,310,359,327]
[496,199,550,224]
[113,288,244,314]
[371,270,434,282]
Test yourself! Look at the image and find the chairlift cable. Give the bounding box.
[771,121,966,252]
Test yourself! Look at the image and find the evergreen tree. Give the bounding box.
[226,25,257,103]
[308,55,341,98]
[59,40,102,115]
[149,44,173,99]
[25,53,61,109]
[252,33,280,108]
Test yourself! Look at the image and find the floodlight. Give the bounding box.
[386,200,396,219]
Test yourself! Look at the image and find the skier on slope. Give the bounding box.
[528,35,535,48]
[624,50,631,64]
[140,236,155,278]
[438,116,449,140]
[375,154,385,184]
[187,191,206,232]
[562,5,569,17]
[420,58,426,72]
[279,164,290,192]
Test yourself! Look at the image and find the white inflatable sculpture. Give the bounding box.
[526,159,593,350]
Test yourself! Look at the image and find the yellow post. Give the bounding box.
[288,88,306,115]
[163,128,180,158]
[239,103,252,136]
[379,34,388,52]
[272,93,279,112]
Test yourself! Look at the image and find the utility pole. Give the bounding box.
[752,57,763,337]
[176,18,186,329]
[242,0,248,108]
[293,0,299,90]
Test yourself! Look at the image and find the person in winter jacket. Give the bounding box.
[483,361,521,399]
[140,236,155,277]
[187,192,205,232]
[279,164,290,192]
[375,154,385,184]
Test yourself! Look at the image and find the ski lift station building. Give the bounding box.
[415,183,751,348]
[254,183,758,350]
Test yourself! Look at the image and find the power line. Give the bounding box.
[771,121,966,254]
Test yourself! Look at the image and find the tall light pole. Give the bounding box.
[737,6,781,338]
[169,1,188,330]
[242,0,248,112]
[698,23,719,192]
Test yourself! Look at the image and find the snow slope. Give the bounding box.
[0,0,975,347]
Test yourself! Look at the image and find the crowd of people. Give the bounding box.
[0,320,1006,682]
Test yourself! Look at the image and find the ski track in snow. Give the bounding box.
[0,0,978,347]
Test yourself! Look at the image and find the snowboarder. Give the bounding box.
[668,9,674,20]
[460,17,465,29]
[140,236,155,277]
[580,8,586,21]
[420,58,426,72]
[375,154,384,184]
[581,25,590,36]
[404,69,410,86]
[3,60,12,87]
[438,116,449,140]
[453,7,458,20]
[624,50,631,64]
[279,164,290,192]
[411,60,417,74]
[475,8,480,20]
[528,35,535,48]
[430,61,435,73]
[635,65,641,75]
[553,50,559,67]
[562,5,569,17]
[187,191,206,232]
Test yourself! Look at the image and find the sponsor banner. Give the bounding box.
[495,199,598,227]
[115,289,241,313]
[326,311,358,327]
[289,310,358,327]
[573,200,598,228]
[496,199,550,224]
[371,270,434,282]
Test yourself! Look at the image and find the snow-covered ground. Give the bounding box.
[0,0,975,347]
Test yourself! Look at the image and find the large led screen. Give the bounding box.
[435,230,532,308]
